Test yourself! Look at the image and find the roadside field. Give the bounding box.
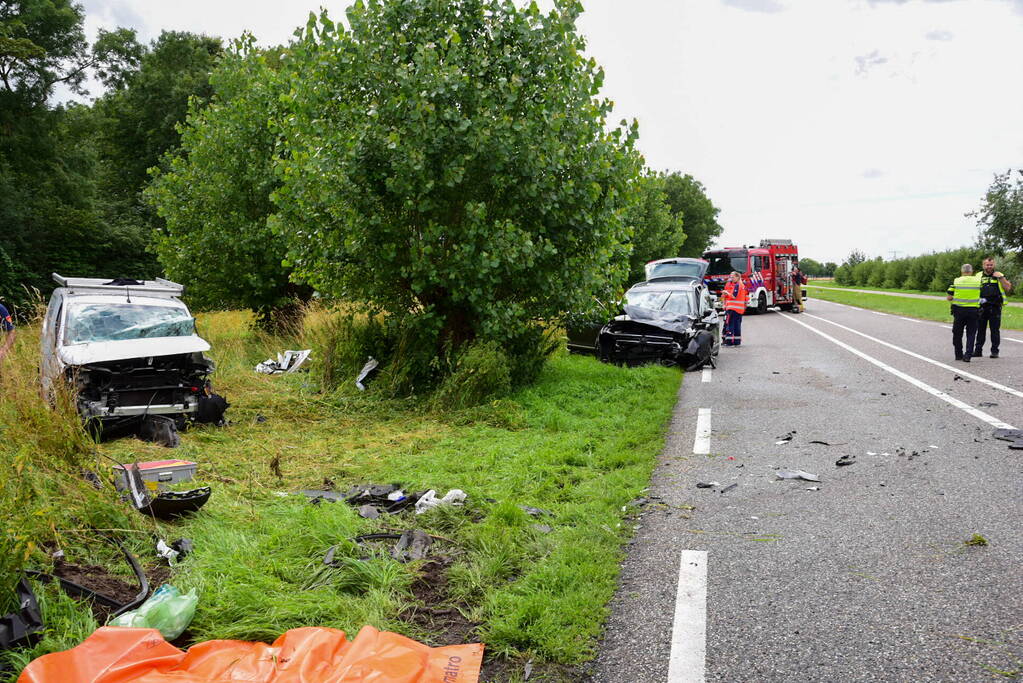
[0,311,682,681]
[807,287,1023,329]
[808,279,948,297]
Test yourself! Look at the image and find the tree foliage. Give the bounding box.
[974,169,1023,258]
[660,172,722,256]
[624,173,685,283]
[272,0,642,349]
[147,37,309,321]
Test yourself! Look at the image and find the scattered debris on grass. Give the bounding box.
[138,415,181,448]
[964,534,989,547]
[356,356,380,391]
[775,469,820,482]
[518,505,553,518]
[0,578,43,650]
[109,584,199,639]
[415,489,466,514]
[255,349,311,375]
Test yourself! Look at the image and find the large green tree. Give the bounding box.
[973,169,1023,258]
[146,37,309,323]
[661,172,722,257]
[272,0,642,347]
[624,173,685,283]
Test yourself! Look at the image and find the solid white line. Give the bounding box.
[802,312,1023,400]
[701,367,712,383]
[667,549,708,683]
[780,315,1016,429]
[693,408,712,454]
[873,311,889,316]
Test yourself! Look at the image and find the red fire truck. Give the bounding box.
[703,239,801,314]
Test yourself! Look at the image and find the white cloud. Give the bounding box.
[68,0,1023,263]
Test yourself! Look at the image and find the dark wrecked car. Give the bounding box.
[40,275,228,442]
[567,258,721,369]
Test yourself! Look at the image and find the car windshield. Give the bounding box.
[647,262,704,280]
[626,290,671,310]
[64,302,195,344]
[706,252,748,276]
[625,289,694,316]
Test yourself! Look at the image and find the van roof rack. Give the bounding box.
[52,274,184,297]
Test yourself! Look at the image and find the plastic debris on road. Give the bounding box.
[993,428,1023,450]
[695,481,721,488]
[775,470,820,482]
[19,625,484,683]
[835,455,856,467]
[719,483,738,494]
[255,349,311,375]
[415,489,467,514]
[108,584,197,640]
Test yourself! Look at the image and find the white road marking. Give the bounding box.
[813,298,1023,343]
[667,549,708,683]
[701,367,712,383]
[781,315,1017,430]
[873,311,889,316]
[693,408,712,454]
[803,313,1023,400]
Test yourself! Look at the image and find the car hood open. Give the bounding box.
[618,305,695,335]
[58,336,211,366]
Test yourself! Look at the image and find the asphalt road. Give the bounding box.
[586,300,1022,682]
[805,284,1023,309]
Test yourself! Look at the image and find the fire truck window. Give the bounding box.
[707,252,748,276]
[752,256,764,272]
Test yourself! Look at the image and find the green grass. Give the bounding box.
[808,287,1023,330]
[807,280,949,297]
[0,310,682,680]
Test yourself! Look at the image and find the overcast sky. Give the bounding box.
[78,0,1023,264]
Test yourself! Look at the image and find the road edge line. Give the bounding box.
[779,315,1016,430]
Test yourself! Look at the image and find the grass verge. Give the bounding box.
[0,310,682,681]
[808,287,1023,330]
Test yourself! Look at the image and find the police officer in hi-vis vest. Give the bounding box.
[946,264,982,362]
[973,257,1013,359]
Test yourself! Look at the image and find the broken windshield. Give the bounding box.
[64,303,196,344]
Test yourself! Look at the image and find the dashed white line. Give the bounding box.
[667,549,708,683]
[693,408,712,454]
[781,315,1016,429]
[701,367,712,383]
[802,312,1023,400]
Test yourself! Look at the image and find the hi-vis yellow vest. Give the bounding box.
[949,275,981,307]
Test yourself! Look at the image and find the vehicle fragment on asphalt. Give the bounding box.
[993,428,1023,449]
[835,455,857,467]
[775,469,820,482]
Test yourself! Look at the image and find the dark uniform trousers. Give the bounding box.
[975,305,1001,356]
[952,305,979,360]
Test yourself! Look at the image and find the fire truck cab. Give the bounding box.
[703,239,800,314]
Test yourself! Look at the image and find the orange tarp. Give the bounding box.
[19,625,483,683]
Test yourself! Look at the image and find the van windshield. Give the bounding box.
[706,251,748,276]
[64,303,195,344]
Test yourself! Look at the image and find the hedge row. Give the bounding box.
[833,248,1020,295]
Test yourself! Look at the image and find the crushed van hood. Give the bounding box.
[58,336,211,366]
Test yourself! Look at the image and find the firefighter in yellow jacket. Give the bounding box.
[722,271,748,346]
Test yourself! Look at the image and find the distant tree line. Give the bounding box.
[833,247,1020,294]
[796,258,837,278]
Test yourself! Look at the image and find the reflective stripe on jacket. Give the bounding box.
[722,282,748,314]
[947,275,982,307]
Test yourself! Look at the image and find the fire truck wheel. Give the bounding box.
[756,292,767,315]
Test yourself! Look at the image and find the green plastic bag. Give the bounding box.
[109,584,198,639]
